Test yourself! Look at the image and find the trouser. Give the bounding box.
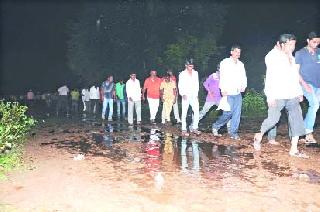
[199,101,219,120]
[302,84,320,134]
[128,100,141,124]
[90,99,100,114]
[147,98,159,120]
[102,98,113,120]
[161,99,174,122]
[56,95,69,115]
[117,99,126,117]
[71,100,79,114]
[173,98,180,121]
[212,94,242,136]
[181,96,199,131]
[260,98,305,137]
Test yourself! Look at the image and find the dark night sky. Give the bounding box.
[0,1,319,95]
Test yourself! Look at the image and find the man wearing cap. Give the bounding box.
[178,59,201,136]
[253,34,306,158]
[142,70,162,123]
[126,73,142,125]
[296,31,320,144]
[211,45,247,140]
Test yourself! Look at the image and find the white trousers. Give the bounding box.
[147,98,159,120]
[181,96,199,131]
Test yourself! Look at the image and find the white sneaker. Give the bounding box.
[212,128,221,137]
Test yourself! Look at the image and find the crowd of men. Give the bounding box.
[4,31,319,158]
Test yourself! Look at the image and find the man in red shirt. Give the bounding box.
[142,70,162,123]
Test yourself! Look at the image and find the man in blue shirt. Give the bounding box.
[101,75,115,121]
[296,31,320,144]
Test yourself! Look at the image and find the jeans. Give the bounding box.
[199,101,219,120]
[260,98,305,137]
[128,100,141,124]
[212,94,242,136]
[117,99,126,117]
[302,84,320,134]
[147,98,160,120]
[102,98,113,120]
[181,96,199,131]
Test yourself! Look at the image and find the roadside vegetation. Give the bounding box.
[0,101,36,179]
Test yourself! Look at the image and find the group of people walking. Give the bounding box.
[47,31,320,158]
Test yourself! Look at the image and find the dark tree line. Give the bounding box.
[67,0,227,85]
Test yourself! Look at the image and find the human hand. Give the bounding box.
[267,99,276,107]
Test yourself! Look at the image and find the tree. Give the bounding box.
[66,1,227,84]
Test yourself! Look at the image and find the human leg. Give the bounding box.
[303,85,320,134]
[190,96,200,131]
[102,98,107,119]
[199,101,215,120]
[254,100,285,150]
[127,100,134,124]
[229,94,242,138]
[107,99,114,120]
[135,101,141,123]
[181,98,190,131]
[173,99,181,122]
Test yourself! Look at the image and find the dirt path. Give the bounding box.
[1,119,320,211]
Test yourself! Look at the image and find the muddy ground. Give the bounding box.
[1,113,320,211]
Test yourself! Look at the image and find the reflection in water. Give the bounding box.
[144,128,163,189]
[103,123,114,147]
[128,125,142,141]
[181,139,200,173]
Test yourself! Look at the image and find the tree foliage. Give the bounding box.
[66,1,227,84]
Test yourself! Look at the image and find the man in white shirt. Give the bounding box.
[89,85,100,116]
[126,73,142,125]
[56,85,70,117]
[81,87,90,113]
[212,45,247,140]
[253,34,306,158]
[178,59,201,136]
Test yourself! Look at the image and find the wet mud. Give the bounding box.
[1,117,320,211]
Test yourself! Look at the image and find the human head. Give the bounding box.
[164,74,170,82]
[108,75,113,82]
[307,31,320,49]
[130,73,136,80]
[278,33,296,54]
[185,58,194,71]
[167,69,173,76]
[230,44,241,60]
[150,70,157,77]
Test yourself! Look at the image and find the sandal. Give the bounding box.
[289,151,309,159]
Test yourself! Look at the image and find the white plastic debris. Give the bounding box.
[73,154,85,161]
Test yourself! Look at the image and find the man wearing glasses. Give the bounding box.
[178,59,201,136]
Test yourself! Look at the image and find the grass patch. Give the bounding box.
[0,148,23,180]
